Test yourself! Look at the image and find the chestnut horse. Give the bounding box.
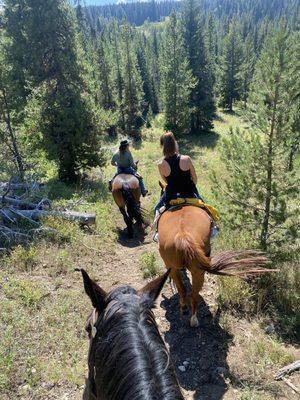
[80,269,184,400]
[158,205,272,327]
[112,174,145,238]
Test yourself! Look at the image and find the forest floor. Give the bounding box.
[0,112,299,400]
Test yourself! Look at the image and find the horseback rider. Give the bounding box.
[155,132,203,213]
[109,139,148,197]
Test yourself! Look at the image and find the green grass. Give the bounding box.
[140,251,162,279]
[0,110,298,399]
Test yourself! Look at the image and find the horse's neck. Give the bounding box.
[96,309,183,399]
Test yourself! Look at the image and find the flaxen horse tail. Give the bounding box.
[121,183,144,224]
[174,230,276,277]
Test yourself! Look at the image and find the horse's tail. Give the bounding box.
[121,183,144,224]
[174,230,276,277]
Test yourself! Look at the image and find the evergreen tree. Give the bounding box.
[161,12,195,134]
[108,20,125,130]
[182,0,215,132]
[120,23,144,135]
[22,0,104,182]
[0,32,25,178]
[96,36,115,111]
[2,0,29,112]
[285,30,300,172]
[147,29,161,113]
[136,33,157,119]
[218,22,244,111]
[205,13,217,86]
[240,34,256,107]
[212,27,299,250]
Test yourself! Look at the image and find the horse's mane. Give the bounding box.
[93,286,183,400]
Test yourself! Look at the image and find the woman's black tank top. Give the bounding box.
[165,154,197,202]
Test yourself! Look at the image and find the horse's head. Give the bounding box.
[80,268,184,400]
[80,269,170,399]
[159,180,166,197]
[81,268,169,340]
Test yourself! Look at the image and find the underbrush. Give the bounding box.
[215,229,300,341]
[226,319,294,397]
[1,111,298,399]
[140,251,162,279]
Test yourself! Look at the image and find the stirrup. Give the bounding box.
[153,232,159,243]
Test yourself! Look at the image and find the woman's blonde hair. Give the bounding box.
[160,131,178,158]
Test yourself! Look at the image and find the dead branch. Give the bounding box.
[281,377,299,394]
[0,177,96,247]
[275,360,300,380]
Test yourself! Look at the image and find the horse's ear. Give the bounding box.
[80,269,107,312]
[138,270,170,304]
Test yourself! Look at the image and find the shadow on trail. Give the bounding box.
[116,222,148,248]
[161,272,232,400]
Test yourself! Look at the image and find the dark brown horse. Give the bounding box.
[80,269,184,400]
[112,174,145,238]
[158,204,275,327]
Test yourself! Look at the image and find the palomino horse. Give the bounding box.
[112,174,145,238]
[158,204,272,328]
[80,269,184,400]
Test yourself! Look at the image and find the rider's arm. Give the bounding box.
[158,161,168,183]
[189,158,198,185]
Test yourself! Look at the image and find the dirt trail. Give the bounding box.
[97,221,233,400]
[96,217,299,400]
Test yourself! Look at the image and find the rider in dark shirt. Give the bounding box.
[155,132,202,213]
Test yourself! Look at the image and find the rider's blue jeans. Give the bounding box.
[115,167,146,194]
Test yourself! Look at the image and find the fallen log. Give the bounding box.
[1,196,38,209]
[0,182,44,191]
[0,208,96,225]
[275,360,300,380]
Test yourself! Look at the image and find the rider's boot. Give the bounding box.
[136,175,148,197]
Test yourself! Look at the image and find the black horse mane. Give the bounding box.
[93,285,184,400]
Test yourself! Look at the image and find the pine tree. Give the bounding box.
[0,32,25,178]
[212,27,299,251]
[286,30,300,172]
[136,33,157,120]
[2,0,29,112]
[240,34,256,107]
[205,13,217,86]
[108,20,125,130]
[218,21,244,111]
[161,12,195,134]
[120,23,144,135]
[21,0,104,182]
[147,29,161,114]
[96,36,115,111]
[182,0,215,132]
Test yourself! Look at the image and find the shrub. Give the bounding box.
[140,251,162,279]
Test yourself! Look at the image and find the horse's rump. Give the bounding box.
[158,206,211,268]
[112,174,140,207]
[159,206,272,276]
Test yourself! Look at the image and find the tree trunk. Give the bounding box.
[0,88,25,180]
[287,140,298,171]
[260,85,279,249]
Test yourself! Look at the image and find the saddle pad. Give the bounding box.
[169,198,219,222]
